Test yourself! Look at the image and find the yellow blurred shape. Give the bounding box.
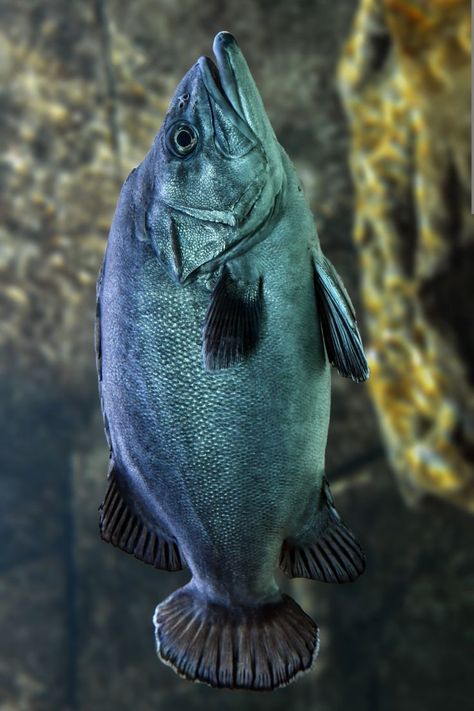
[338,0,474,510]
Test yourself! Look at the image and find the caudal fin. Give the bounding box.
[153,582,319,690]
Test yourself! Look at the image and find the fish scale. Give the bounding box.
[97,31,369,691]
[116,241,321,560]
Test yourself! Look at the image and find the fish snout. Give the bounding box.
[212,30,282,169]
[213,30,236,51]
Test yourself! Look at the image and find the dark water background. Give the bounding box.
[0,1,473,709]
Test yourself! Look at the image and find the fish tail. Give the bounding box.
[153,581,319,690]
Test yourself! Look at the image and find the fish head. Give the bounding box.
[145,32,284,284]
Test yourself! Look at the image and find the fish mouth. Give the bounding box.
[206,32,278,146]
[207,33,244,119]
[198,32,255,143]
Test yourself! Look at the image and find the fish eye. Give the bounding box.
[167,122,198,157]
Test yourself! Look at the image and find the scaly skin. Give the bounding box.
[100,144,330,606]
[97,34,367,689]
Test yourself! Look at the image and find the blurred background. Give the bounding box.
[0,0,472,709]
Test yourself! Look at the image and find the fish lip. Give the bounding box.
[198,56,227,104]
[211,32,244,120]
[198,35,241,119]
[198,47,255,144]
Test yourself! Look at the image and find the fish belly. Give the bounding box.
[101,226,330,603]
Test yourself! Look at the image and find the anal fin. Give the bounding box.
[99,464,184,572]
[280,478,365,583]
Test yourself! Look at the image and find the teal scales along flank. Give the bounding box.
[96,31,369,691]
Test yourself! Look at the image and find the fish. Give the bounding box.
[96,31,369,691]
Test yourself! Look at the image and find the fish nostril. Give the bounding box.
[178,93,190,110]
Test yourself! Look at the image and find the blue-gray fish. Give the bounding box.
[96,31,369,691]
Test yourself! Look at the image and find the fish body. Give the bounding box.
[97,32,368,690]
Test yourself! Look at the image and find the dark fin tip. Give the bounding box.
[154,584,319,690]
[280,522,366,584]
[202,265,263,370]
[99,466,185,572]
[280,478,366,584]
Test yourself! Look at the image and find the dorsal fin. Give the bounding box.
[95,258,105,383]
[99,464,185,572]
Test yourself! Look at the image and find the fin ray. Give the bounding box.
[280,477,366,583]
[202,264,263,369]
[154,582,319,690]
[99,465,185,572]
[313,252,369,382]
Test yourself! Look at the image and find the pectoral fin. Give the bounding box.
[99,463,185,571]
[280,478,365,583]
[313,252,369,382]
[202,262,263,370]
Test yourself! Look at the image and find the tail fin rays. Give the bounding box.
[154,582,319,690]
